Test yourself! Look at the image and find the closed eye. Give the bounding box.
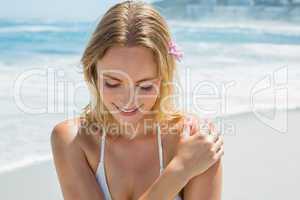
[104,81,120,88]
[138,85,153,91]
[104,80,155,91]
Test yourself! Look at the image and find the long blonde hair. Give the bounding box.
[80,0,185,138]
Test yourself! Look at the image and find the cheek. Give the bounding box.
[137,91,159,109]
[99,87,120,109]
[137,83,161,109]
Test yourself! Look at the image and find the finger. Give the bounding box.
[193,118,217,139]
[206,127,219,143]
[212,135,223,151]
[181,116,193,135]
[182,123,190,139]
[191,129,206,140]
[184,115,193,126]
[208,120,217,136]
[214,144,224,159]
[187,115,198,136]
[196,126,219,143]
[199,118,210,135]
[208,120,217,133]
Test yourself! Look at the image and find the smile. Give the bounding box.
[112,103,143,114]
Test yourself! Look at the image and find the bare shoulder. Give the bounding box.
[51,117,100,152]
[161,112,203,139]
[160,112,215,163]
[162,113,222,199]
[50,116,102,170]
[50,117,104,200]
[51,117,82,148]
[50,117,84,176]
[51,118,74,140]
[159,113,199,161]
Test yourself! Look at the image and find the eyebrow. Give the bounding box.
[102,74,158,83]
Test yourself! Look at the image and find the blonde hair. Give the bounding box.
[80,0,185,138]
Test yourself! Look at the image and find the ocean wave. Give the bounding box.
[0,154,52,174]
[181,42,300,64]
[0,25,79,33]
[169,20,300,37]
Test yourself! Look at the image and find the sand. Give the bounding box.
[0,159,63,200]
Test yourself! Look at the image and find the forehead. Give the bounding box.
[97,46,158,80]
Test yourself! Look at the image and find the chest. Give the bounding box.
[105,155,161,199]
[104,139,164,199]
[85,134,179,199]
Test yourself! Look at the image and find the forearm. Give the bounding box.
[138,157,191,200]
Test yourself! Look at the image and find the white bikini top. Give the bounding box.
[95,122,190,200]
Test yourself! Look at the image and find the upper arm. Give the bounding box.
[50,120,104,200]
[183,114,223,200]
[183,159,223,200]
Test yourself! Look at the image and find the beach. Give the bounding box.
[0,159,62,200]
[1,3,300,199]
[222,109,300,200]
[0,109,299,200]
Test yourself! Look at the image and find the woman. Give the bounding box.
[51,1,224,200]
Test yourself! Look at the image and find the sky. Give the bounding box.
[0,0,156,21]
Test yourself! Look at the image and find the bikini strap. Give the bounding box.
[157,120,191,174]
[157,123,164,174]
[100,127,106,164]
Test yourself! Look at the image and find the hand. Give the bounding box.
[174,117,224,180]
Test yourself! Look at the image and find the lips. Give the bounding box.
[113,103,143,113]
[120,106,138,112]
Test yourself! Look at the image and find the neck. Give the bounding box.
[117,114,158,139]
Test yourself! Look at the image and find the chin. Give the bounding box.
[112,110,144,125]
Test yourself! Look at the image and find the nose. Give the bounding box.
[119,85,138,109]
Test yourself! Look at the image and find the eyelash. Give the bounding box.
[104,82,153,91]
[139,85,153,91]
[104,82,119,88]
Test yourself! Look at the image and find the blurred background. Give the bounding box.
[0,0,299,199]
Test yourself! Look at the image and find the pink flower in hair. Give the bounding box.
[168,40,184,62]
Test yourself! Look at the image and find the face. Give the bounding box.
[96,46,161,125]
